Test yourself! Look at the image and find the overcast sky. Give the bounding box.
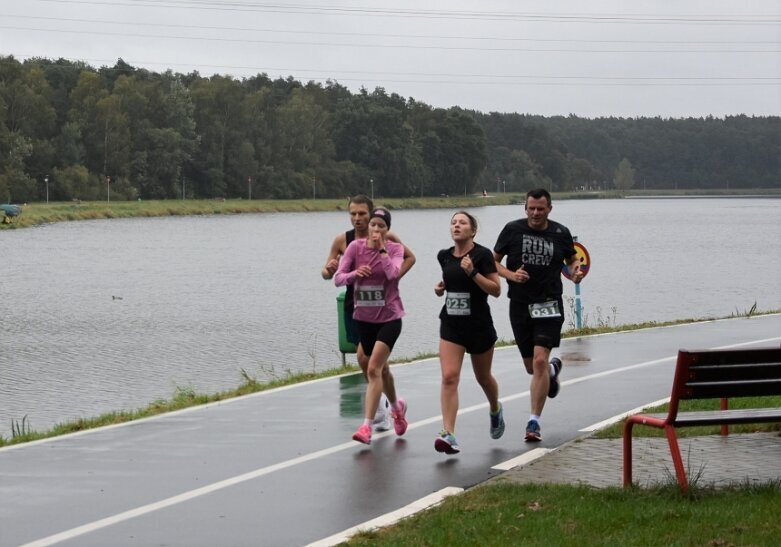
[2,0,779,118]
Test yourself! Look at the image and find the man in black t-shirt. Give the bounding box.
[493,188,583,442]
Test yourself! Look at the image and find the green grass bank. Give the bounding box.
[3,188,779,230]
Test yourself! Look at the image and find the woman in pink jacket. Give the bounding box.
[335,207,408,445]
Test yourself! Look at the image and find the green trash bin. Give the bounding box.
[337,290,357,356]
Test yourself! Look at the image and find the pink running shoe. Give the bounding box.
[391,399,408,436]
[352,424,372,445]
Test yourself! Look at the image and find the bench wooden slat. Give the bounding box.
[673,408,781,426]
[684,379,781,398]
[688,362,781,383]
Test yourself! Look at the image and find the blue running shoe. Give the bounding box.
[434,430,460,454]
[490,403,505,439]
[525,419,542,442]
[548,357,562,398]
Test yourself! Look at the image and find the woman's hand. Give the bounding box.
[434,280,445,297]
[370,231,386,249]
[460,255,475,277]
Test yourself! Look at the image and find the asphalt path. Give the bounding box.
[1,315,779,547]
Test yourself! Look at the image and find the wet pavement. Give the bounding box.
[1,315,779,547]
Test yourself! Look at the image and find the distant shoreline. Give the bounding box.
[2,189,779,230]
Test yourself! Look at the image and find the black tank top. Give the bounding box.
[344,229,356,308]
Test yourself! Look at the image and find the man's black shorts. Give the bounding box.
[509,299,564,358]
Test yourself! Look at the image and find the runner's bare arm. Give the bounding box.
[492,251,512,280]
[493,250,527,283]
[321,233,346,280]
[474,271,501,298]
[387,231,416,279]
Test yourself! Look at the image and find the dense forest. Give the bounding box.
[1,55,778,203]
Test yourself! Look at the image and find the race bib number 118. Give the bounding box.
[356,285,386,307]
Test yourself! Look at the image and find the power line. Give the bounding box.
[3,13,779,45]
[2,25,778,53]
[36,0,781,25]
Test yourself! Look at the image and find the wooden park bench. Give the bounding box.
[623,346,781,490]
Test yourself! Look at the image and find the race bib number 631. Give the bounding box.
[528,300,561,318]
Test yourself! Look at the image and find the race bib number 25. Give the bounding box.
[446,292,471,316]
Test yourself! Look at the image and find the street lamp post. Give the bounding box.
[370,178,374,200]
[182,176,186,200]
[248,177,252,200]
[312,176,316,200]
[45,175,49,204]
[106,176,111,203]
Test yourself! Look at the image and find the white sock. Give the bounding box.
[529,414,541,425]
[549,362,556,376]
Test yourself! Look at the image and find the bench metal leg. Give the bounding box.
[665,425,688,491]
[623,420,636,486]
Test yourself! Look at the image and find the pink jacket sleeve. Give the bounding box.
[380,242,403,280]
[334,241,357,287]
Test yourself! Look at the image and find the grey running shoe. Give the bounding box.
[525,419,542,442]
[434,430,460,454]
[548,357,562,398]
[490,403,505,439]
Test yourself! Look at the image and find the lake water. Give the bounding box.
[1,198,779,432]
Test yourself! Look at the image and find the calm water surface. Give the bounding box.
[1,198,779,431]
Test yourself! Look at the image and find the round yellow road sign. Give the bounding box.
[562,241,590,280]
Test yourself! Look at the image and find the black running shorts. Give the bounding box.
[354,319,402,356]
[509,299,564,358]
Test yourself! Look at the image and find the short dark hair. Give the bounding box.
[525,188,551,208]
[349,194,374,211]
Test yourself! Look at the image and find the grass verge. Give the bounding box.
[346,481,781,546]
[2,311,778,447]
[0,366,358,447]
[5,188,779,230]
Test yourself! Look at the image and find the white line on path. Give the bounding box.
[19,335,780,546]
[304,487,464,547]
[492,448,551,471]
[579,398,671,432]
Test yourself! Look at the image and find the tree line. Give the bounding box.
[1,55,778,203]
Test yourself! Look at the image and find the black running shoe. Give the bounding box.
[548,357,562,398]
